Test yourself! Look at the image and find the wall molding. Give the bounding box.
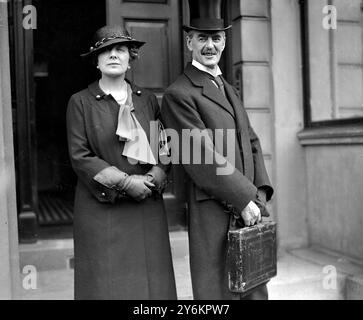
[298,126,363,146]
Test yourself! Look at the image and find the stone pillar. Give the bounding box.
[230,0,275,215]
[0,1,21,299]
[270,0,308,249]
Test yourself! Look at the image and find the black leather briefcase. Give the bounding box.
[226,219,277,295]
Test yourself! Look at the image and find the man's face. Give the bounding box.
[187,31,226,69]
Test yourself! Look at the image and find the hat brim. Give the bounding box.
[80,38,145,58]
[182,24,232,33]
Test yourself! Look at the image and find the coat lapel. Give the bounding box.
[184,64,235,119]
[222,77,246,130]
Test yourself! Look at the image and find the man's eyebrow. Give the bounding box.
[197,33,222,38]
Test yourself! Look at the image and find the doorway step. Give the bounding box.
[38,192,74,226]
[18,231,193,300]
[19,235,363,299]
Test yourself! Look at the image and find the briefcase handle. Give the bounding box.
[229,214,246,231]
[225,201,270,231]
[228,212,270,232]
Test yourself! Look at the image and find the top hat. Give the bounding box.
[183,0,231,32]
[80,25,145,58]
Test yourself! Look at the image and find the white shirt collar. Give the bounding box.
[192,60,222,78]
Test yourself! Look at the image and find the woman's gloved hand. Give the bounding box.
[120,175,155,202]
[130,175,152,183]
[145,166,168,193]
[93,166,129,187]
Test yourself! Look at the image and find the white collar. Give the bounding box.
[192,60,222,78]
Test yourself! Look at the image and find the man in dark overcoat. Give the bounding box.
[161,0,274,300]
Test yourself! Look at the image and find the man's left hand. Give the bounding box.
[241,201,261,226]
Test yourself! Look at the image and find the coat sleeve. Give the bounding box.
[247,116,274,202]
[66,94,121,203]
[150,94,171,173]
[232,86,274,202]
[145,93,170,192]
[161,90,258,213]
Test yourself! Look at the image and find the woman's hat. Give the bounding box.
[183,0,231,32]
[80,25,145,58]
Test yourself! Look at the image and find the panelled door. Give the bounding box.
[107,0,187,229]
[107,0,182,100]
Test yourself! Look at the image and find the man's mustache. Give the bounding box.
[202,50,218,55]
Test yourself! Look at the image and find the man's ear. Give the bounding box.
[220,32,226,51]
[221,37,226,51]
[186,36,193,52]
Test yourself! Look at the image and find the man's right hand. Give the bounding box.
[241,201,261,226]
[121,175,155,202]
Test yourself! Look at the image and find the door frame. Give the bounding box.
[8,0,38,243]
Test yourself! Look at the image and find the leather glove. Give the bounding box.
[119,175,155,202]
[146,166,168,193]
[131,175,151,182]
[93,166,128,188]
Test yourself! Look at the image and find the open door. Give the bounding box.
[9,0,106,242]
[107,0,187,229]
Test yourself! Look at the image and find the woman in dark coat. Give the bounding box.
[66,25,177,300]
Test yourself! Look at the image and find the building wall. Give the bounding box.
[231,0,275,216]
[231,0,309,250]
[0,2,21,299]
[231,0,274,185]
[304,144,363,260]
[298,0,363,261]
[270,0,309,250]
[269,0,363,258]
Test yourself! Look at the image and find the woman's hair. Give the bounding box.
[128,45,140,61]
[91,44,140,66]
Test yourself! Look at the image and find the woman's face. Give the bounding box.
[97,44,130,78]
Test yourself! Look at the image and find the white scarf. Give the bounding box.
[115,84,157,165]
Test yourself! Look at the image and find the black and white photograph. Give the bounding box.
[0,0,362,305]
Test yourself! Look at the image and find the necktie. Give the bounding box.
[213,76,226,97]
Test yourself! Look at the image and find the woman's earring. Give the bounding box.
[127,65,131,70]
[96,65,100,69]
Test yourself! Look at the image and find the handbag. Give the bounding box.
[226,215,277,296]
